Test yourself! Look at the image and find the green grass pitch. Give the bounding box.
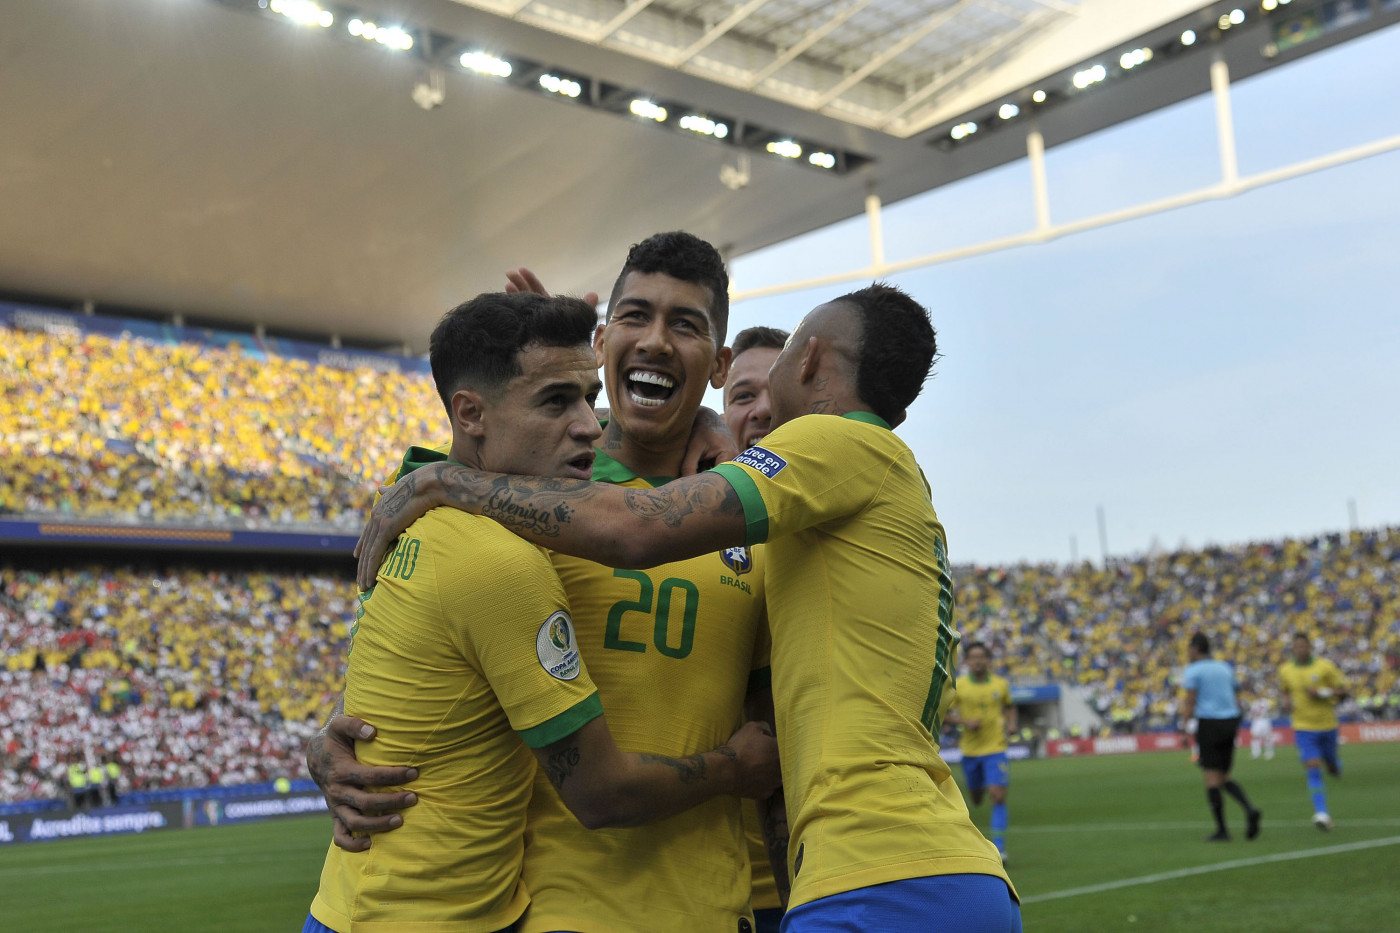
[4,743,1397,931]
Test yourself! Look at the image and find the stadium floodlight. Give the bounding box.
[539,74,582,98]
[679,114,728,137]
[351,21,413,50]
[1181,29,1197,46]
[460,51,512,78]
[998,103,1020,120]
[808,151,836,169]
[765,140,802,159]
[1032,89,1046,103]
[630,99,668,122]
[1119,47,1153,70]
[269,0,333,28]
[1072,64,1107,90]
[1262,0,1278,9]
[1230,8,1246,23]
[949,121,977,140]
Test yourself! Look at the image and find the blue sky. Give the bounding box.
[715,23,1400,566]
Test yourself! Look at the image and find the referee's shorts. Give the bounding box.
[1196,716,1242,772]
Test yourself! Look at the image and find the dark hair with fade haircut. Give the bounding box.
[429,291,598,414]
[606,231,730,346]
[835,282,938,426]
[964,641,991,658]
[731,325,789,358]
[1189,632,1211,655]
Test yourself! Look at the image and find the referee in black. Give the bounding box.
[1180,633,1262,841]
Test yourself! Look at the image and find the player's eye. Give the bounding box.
[730,392,754,404]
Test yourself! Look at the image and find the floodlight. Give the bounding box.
[998,103,1019,120]
[629,99,668,122]
[461,52,512,78]
[808,151,836,169]
[766,140,802,159]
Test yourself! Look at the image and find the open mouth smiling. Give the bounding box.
[626,369,677,408]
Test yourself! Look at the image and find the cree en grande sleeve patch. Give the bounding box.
[733,446,787,478]
[536,610,582,681]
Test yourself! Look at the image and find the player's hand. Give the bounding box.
[355,467,444,590]
[505,267,599,309]
[307,716,419,851]
[681,407,739,475]
[726,720,781,799]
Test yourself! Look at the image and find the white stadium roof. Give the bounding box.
[2,0,1395,349]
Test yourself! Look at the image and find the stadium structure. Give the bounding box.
[1,4,1397,921]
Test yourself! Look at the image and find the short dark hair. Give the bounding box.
[606,231,729,346]
[429,292,597,414]
[1189,633,1211,655]
[834,283,937,426]
[964,641,990,658]
[732,325,789,358]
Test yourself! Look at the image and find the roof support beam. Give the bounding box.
[593,0,660,42]
[743,0,878,91]
[673,0,773,67]
[810,0,978,110]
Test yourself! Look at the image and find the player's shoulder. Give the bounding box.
[418,510,556,570]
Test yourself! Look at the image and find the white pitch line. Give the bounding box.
[1022,834,1400,904]
[1014,818,1400,834]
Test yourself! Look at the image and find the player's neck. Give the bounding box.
[598,418,685,481]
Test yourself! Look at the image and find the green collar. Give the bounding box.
[842,411,892,430]
[591,446,674,488]
[397,445,454,479]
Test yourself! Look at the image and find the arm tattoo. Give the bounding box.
[544,744,582,790]
[622,478,745,528]
[638,752,710,784]
[761,792,791,903]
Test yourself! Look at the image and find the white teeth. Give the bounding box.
[629,392,666,408]
[628,370,675,388]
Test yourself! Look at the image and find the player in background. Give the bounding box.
[1279,632,1349,831]
[1179,633,1261,842]
[305,293,778,933]
[355,284,1020,932]
[949,642,1015,860]
[723,324,789,933]
[1249,695,1275,760]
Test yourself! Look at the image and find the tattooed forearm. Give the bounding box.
[760,790,791,904]
[545,744,582,790]
[622,476,745,528]
[638,752,709,784]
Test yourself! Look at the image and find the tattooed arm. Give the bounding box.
[744,683,791,906]
[532,716,779,830]
[356,463,747,589]
[306,693,420,851]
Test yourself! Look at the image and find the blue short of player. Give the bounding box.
[1294,729,1339,766]
[962,752,1010,792]
[780,873,1021,933]
[304,913,513,933]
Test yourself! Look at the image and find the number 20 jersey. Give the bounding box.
[517,447,771,933]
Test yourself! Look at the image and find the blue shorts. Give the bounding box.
[962,752,1010,792]
[780,874,1020,933]
[1295,729,1340,766]
[305,913,512,933]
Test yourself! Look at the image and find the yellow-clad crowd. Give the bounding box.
[0,325,441,527]
[0,563,352,801]
[954,527,1400,731]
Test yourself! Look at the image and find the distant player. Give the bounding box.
[950,642,1014,860]
[1249,696,1275,760]
[1179,633,1261,842]
[1279,632,1349,830]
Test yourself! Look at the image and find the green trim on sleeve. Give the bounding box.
[747,666,772,693]
[710,463,770,546]
[516,692,604,749]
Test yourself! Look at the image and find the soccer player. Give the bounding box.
[951,642,1015,860]
[1279,632,1349,830]
[722,324,789,933]
[319,233,777,933]
[723,325,788,449]
[305,292,778,933]
[356,284,1020,932]
[1179,633,1260,842]
[1249,696,1275,760]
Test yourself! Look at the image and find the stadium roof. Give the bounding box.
[2,0,1394,350]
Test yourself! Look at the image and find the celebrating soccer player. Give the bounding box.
[1279,632,1349,830]
[1179,633,1261,842]
[303,292,779,933]
[356,283,1020,931]
[950,642,1016,860]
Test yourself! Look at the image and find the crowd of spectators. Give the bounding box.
[0,325,443,528]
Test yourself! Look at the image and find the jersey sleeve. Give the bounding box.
[710,415,897,546]
[1000,678,1013,709]
[1324,661,1348,692]
[439,531,603,749]
[1182,664,1200,692]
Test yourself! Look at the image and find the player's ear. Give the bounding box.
[797,336,821,384]
[593,324,607,368]
[451,388,487,438]
[709,345,733,389]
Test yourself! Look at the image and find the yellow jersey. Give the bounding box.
[955,675,1013,758]
[713,412,1012,910]
[518,446,771,933]
[310,494,603,932]
[1280,657,1347,731]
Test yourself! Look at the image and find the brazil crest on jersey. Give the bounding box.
[956,675,1013,758]
[1280,657,1347,731]
[712,412,1013,910]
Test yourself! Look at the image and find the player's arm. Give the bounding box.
[1002,692,1018,737]
[745,683,790,908]
[355,462,745,588]
[1179,687,1198,738]
[306,694,419,851]
[532,716,779,830]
